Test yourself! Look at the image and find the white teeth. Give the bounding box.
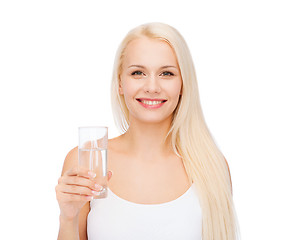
[141,100,163,105]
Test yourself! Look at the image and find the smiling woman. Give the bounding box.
[110,22,240,240]
[56,22,240,240]
[118,37,182,124]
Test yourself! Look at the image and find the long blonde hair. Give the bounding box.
[111,22,240,240]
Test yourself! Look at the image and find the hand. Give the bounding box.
[55,167,112,221]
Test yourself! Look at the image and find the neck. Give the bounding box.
[121,119,173,162]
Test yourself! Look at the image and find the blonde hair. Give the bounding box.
[111,22,240,240]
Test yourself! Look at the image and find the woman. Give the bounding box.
[56,22,240,240]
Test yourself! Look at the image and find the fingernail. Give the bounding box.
[92,190,101,196]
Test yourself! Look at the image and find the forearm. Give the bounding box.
[58,216,80,240]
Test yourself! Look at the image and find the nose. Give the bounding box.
[143,76,161,93]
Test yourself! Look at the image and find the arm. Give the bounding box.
[57,147,90,240]
[56,147,113,240]
[58,201,89,240]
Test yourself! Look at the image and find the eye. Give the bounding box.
[161,71,174,76]
[131,71,144,76]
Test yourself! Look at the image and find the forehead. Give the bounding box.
[122,37,178,68]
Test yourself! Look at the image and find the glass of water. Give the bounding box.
[78,126,108,199]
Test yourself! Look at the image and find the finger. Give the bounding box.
[58,183,97,197]
[59,191,93,202]
[61,175,101,191]
[56,183,103,199]
[65,167,96,179]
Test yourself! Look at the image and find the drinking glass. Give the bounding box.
[78,126,108,199]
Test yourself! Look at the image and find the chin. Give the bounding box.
[131,114,173,125]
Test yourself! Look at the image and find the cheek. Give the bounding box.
[120,77,131,95]
[164,82,182,99]
[122,84,131,95]
[121,81,139,100]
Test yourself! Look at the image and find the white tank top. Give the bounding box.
[87,182,202,240]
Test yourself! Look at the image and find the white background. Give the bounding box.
[0,0,295,239]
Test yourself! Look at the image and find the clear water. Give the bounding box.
[79,148,108,198]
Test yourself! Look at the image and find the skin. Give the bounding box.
[108,37,190,204]
[56,148,113,240]
[56,37,193,239]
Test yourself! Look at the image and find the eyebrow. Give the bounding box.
[128,65,178,69]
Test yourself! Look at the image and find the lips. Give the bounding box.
[136,98,167,109]
[136,98,167,104]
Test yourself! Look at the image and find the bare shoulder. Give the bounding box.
[223,157,233,194]
[223,157,230,170]
[223,157,231,176]
[61,146,78,175]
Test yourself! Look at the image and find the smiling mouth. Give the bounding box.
[136,99,167,105]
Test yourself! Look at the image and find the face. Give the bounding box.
[119,37,182,125]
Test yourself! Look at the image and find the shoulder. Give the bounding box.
[61,146,78,175]
[66,146,78,159]
[223,156,233,194]
[223,157,230,173]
